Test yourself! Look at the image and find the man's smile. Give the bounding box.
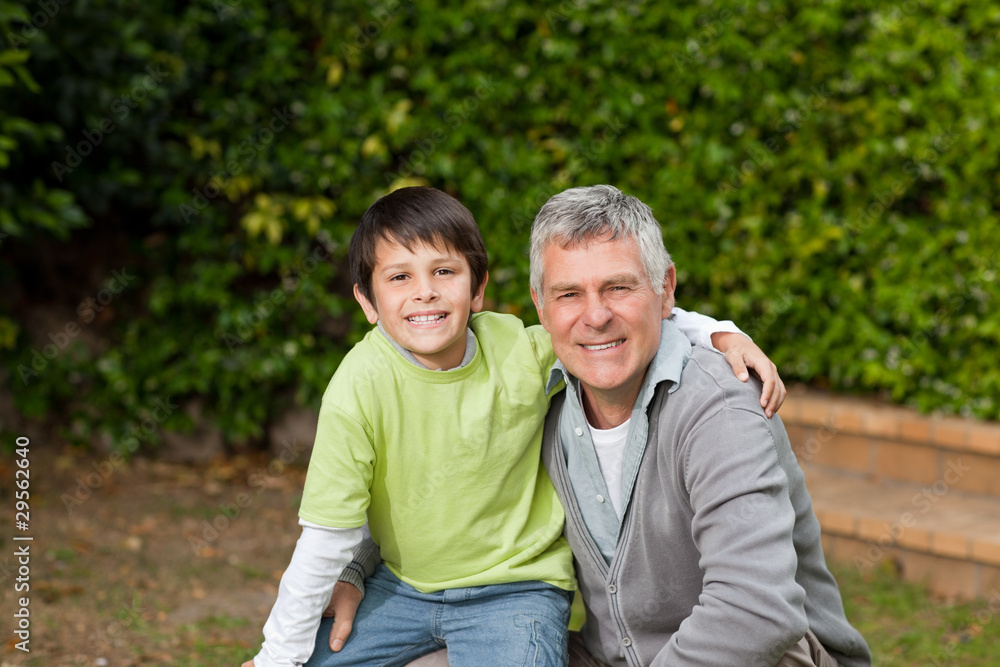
[581,339,625,351]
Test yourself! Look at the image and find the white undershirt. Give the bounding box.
[254,522,360,667]
[587,418,631,518]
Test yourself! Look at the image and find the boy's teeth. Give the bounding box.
[583,339,624,351]
[408,314,446,323]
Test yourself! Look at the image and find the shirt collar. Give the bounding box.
[545,317,693,405]
[377,321,477,370]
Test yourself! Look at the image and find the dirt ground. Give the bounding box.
[5,438,1000,666]
[0,443,305,666]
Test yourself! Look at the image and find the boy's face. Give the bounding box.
[354,238,487,370]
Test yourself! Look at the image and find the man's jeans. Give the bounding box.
[304,564,571,667]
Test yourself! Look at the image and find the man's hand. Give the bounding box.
[323,581,363,652]
[710,332,786,418]
[241,661,254,667]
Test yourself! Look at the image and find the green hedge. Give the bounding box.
[2,0,999,452]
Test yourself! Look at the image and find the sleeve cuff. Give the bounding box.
[671,305,749,355]
[336,535,381,597]
[338,561,368,598]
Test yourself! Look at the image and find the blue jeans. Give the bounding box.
[304,564,571,667]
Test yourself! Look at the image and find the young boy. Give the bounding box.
[247,187,783,667]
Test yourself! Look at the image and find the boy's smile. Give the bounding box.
[354,238,488,370]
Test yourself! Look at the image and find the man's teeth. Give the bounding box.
[407,314,446,323]
[583,340,624,351]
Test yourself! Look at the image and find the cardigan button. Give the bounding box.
[621,637,632,648]
[607,584,617,594]
[596,495,605,503]
[574,427,584,436]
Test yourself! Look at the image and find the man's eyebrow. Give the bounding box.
[601,273,642,287]
[547,273,643,294]
[547,281,581,294]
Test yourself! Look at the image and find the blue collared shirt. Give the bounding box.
[545,318,693,563]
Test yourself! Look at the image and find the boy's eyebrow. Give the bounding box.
[378,254,465,273]
[380,261,413,271]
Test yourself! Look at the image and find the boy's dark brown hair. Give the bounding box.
[350,186,489,304]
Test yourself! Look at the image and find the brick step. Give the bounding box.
[804,466,1000,600]
[783,387,1000,500]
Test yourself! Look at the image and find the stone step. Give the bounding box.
[804,466,1000,601]
[782,387,1000,500]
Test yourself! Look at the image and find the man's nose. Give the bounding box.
[581,294,612,328]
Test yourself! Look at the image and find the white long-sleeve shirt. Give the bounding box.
[253,522,361,667]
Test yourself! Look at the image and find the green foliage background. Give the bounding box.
[2,0,998,452]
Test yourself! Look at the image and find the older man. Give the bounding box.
[529,185,871,667]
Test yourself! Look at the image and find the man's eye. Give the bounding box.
[558,292,577,299]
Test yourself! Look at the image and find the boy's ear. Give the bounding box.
[470,271,489,313]
[353,284,380,324]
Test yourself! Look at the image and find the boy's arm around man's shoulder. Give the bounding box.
[672,305,786,416]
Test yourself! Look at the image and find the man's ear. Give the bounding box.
[470,271,489,313]
[530,287,549,331]
[353,284,380,324]
[660,265,677,318]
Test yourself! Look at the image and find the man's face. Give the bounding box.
[354,238,487,370]
[532,234,675,415]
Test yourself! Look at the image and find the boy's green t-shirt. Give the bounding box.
[299,311,574,593]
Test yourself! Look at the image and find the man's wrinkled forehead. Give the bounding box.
[550,226,623,251]
[541,232,648,281]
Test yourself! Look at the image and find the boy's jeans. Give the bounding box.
[304,564,571,667]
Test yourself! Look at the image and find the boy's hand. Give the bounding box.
[710,332,786,418]
[323,581,363,652]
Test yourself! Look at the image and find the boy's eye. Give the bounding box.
[434,268,454,276]
[389,274,408,281]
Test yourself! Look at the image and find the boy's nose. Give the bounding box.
[412,279,439,301]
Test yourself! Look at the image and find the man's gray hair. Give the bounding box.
[529,185,673,302]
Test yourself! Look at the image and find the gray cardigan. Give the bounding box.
[543,348,871,667]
